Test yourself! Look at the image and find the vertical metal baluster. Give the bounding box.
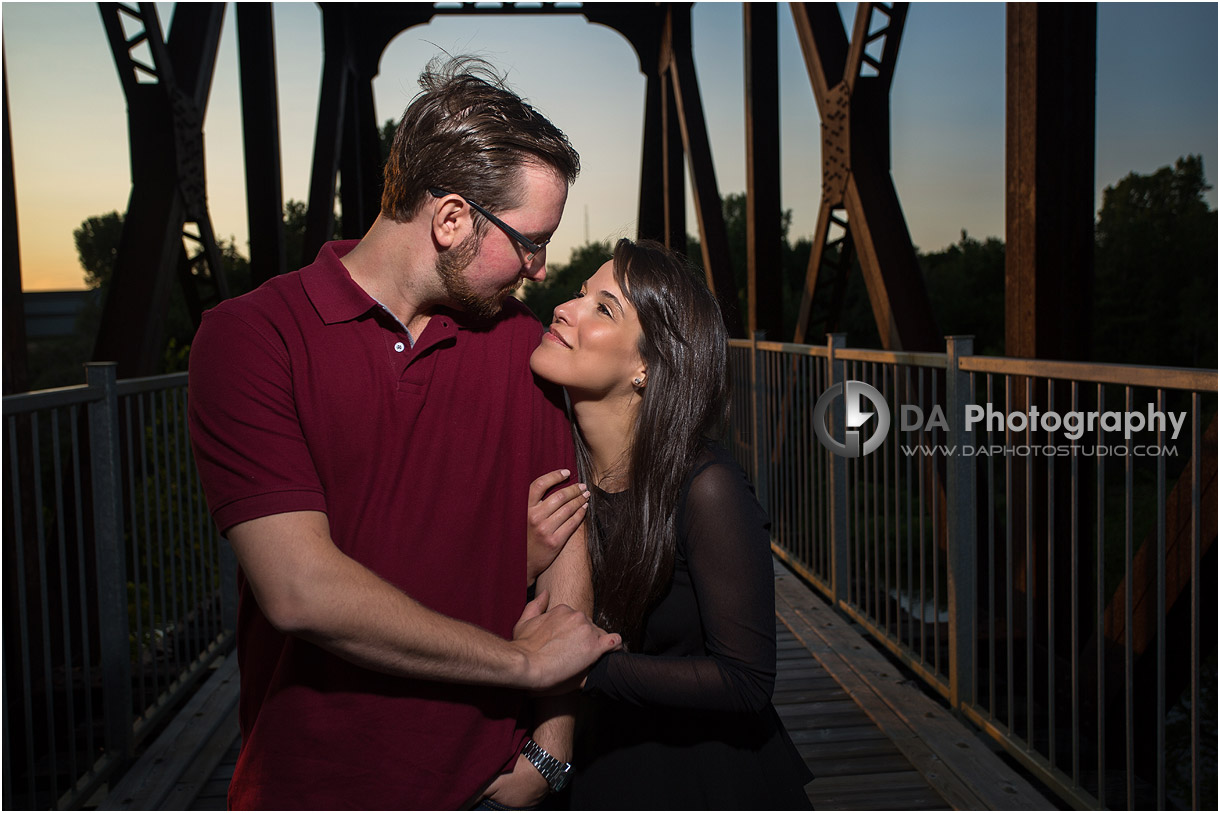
[9,416,37,807]
[918,367,926,662]
[901,366,911,650]
[52,408,79,792]
[69,406,95,779]
[138,395,159,701]
[1024,376,1034,746]
[1124,386,1134,809]
[1070,381,1080,785]
[151,391,169,685]
[1189,393,1200,811]
[931,367,940,676]
[1096,383,1106,807]
[882,364,891,636]
[1005,375,1014,732]
[986,374,996,719]
[123,397,145,711]
[171,388,190,671]
[1155,388,1166,810]
[31,412,62,802]
[1047,379,1056,771]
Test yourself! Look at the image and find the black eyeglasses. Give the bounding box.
[429,187,549,264]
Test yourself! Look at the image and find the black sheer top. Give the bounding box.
[569,444,813,810]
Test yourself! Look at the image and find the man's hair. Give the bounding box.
[381,56,580,224]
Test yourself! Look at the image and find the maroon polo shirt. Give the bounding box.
[188,241,576,810]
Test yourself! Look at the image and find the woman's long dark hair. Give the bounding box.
[577,238,729,645]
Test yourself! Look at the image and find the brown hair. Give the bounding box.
[577,239,730,644]
[381,56,580,224]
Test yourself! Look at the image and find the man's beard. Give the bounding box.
[435,231,521,319]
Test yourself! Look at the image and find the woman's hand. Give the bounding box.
[526,469,589,584]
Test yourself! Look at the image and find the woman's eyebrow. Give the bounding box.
[598,290,625,316]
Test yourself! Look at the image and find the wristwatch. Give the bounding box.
[521,738,573,793]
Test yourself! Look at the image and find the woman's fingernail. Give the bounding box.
[561,469,570,477]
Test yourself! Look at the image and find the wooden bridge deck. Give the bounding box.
[105,561,1056,810]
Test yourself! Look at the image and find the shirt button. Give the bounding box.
[394,341,405,353]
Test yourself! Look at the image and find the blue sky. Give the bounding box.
[3,1,1217,290]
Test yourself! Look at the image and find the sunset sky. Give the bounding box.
[3,1,1217,291]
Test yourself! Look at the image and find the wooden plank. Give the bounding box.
[785,725,888,746]
[161,708,239,810]
[773,563,1056,810]
[796,738,905,760]
[100,653,239,810]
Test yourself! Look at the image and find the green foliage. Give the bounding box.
[74,211,125,290]
[921,231,1006,356]
[1093,155,1217,368]
[519,240,614,324]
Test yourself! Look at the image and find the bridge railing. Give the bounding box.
[729,334,1217,810]
[3,364,237,810]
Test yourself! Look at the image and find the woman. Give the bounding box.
[528,238,813,809]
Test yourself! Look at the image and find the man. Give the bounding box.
[188,57,617,809]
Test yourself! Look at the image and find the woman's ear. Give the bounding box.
[632,365,648,390]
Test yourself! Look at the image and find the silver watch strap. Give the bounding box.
[521,738,572,792]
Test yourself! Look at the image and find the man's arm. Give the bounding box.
[482,522,594,805]
[228,510,618,691]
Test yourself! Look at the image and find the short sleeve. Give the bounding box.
[188,308,327,535]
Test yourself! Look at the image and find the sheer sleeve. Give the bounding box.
[583,455,776,712]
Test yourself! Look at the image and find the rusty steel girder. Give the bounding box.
[791,2,939,351]
[94,2,229,377]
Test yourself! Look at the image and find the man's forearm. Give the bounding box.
[528,524,593,762]
[229,511,615,693]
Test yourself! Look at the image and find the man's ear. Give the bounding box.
[431,194,467,249]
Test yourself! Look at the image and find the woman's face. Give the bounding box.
[529,259,646,399]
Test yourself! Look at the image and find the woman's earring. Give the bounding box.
[633,377,643,386]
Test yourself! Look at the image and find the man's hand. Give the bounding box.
[481,753,550,808]
[510,590,620,693]
[526,470,589,584]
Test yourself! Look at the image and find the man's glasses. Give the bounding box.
[429,187,549,264]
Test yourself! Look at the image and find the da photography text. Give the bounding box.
[812,380,1187,459]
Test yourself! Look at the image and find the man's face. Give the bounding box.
[436,163,567,318]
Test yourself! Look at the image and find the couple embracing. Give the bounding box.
[188,56,812,811]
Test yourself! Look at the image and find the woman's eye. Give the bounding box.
[572,290,585,299]
[597,303,612,316]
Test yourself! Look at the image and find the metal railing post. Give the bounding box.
[826,334,849,607]
[944,337,977,710]
[751,330,769,510]
[85,362,133,760]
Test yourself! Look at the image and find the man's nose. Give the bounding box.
[524,259,547,283]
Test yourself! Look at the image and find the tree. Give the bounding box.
[520,241,614,324]
[74,211,125,290]
[921,231,1006,356]
[1093,155,1217,368]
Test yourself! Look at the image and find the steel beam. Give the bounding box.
[790,2,938,352]
[1005,3,1096,361]
[637,68,666,243]
[3,54,28,394]
[94,3,228,376]
[663,4,742,337]
[237,4,287,287]
[744,3,784,338]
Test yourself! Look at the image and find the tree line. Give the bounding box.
[26,155,1216,389]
